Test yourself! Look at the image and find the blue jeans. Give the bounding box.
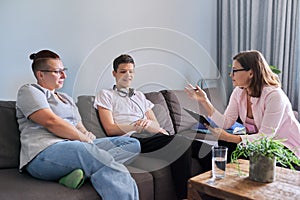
[26,137,140,200]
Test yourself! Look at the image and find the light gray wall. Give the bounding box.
[0,0,218,100]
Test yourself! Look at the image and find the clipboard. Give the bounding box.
[183,107,211,126]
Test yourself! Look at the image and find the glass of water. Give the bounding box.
[212,146,228,179]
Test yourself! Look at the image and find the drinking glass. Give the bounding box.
[212,146,228,178]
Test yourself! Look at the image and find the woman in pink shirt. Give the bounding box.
[186,50,300,159]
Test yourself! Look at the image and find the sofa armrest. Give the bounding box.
[0,101,20,169]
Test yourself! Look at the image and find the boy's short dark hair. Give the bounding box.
[113,54,135,71]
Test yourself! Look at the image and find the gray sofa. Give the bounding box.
[0,89,221,200]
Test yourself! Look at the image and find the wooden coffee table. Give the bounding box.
[188,159,300,200]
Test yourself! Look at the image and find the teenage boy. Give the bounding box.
[94,54,195,199]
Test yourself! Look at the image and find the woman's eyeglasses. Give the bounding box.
[40,68,68,75]
[230,68,249,76]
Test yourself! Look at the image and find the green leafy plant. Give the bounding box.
[231,134,300,170]
[269,65,281,74]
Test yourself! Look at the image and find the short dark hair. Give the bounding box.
[30,50,60,76]
[113,54,135,72]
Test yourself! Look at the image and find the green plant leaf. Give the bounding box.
[231,134,299,171]
[269,65,281,74]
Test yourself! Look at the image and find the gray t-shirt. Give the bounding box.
[16,83,81,169]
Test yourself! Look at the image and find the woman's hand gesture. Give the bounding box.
[184,84,209,103]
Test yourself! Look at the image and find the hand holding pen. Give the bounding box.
[184,84,210,103]
[184,84,215,116]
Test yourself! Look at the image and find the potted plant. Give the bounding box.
[269,65,281,74]
[231,134,300,182]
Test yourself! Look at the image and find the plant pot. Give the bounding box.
[249,153,276,183]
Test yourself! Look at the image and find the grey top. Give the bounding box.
[16,83,81,170]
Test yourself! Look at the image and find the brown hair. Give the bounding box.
[233,50,280,97]
[30,50,60,77]
[113,54,135,72]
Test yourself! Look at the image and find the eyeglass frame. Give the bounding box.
[230,67,250,76]
[39,68,68,75]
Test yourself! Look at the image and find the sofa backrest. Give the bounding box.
[143,91,175,135]
[161,90,202,133]
[76,91,176,137]
[76,95,107,138]
[0,101,20,169]
[161,88,226,133]
[76,89,223,136]
[0,88,226,169]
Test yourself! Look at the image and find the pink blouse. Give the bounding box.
[244,117,258,134]
[211,86,300,158]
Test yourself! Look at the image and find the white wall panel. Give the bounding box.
[0,0,218,100]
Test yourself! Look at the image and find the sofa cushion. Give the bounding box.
[161,90,205,133]
[161,89,226,133]
[0,169,100,200]
[0,168,154,200]
[128,156,177,200]
[76,96,107,138]
[127,166,154,200]
[0,101,20,169]
[144,92,175,135]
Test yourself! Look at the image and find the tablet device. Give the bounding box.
[183,108,211,126]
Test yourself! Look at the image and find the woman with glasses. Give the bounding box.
[16,49,140,200]
[185,50,300,161]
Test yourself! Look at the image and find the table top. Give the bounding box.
[188,159,300,200]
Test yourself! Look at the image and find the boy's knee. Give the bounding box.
[128,138,141,153]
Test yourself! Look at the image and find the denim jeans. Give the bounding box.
[26,137,140,200]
